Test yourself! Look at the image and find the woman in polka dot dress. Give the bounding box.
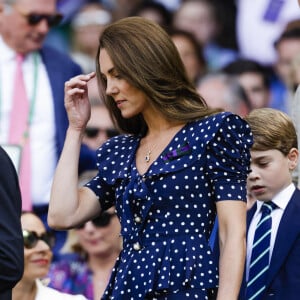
[48,17,253,300]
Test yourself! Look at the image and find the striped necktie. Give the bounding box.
[246,201,277,300]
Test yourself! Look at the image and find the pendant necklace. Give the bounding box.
[145,144,156,163]
[145,149,151,163]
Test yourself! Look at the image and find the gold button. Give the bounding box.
[133,242,141,251]
[135,216,142,223]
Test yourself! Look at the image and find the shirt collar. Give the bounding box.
[256,182,295,212]
[0,36,33,63]
[0,35,16,62]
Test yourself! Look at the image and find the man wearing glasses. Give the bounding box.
[0,0,95,257]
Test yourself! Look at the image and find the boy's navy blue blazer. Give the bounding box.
[239,188,300,299]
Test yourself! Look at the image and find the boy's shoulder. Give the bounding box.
[287,187,300,210]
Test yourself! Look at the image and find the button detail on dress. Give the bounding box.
[133,242,141,251]
[135,216,142,223]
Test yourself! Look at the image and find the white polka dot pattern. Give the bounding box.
[86,112,253,299]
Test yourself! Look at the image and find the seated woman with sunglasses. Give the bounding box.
[48,206,122,300]
[12,212,87,300]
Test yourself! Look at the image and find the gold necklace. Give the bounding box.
[144,144,156,163]
[143,123,185,164]
[145,149,152,163]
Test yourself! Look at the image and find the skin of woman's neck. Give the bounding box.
[88,250,120,273]
[143,109,184,137]
[13,279,37,300]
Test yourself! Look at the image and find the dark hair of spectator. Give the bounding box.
[222,58,270,88]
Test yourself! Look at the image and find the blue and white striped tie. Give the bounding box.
[246,201,277,300]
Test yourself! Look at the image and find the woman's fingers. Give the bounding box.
[65,72,95,96]
[65,72,96,92]
[64,73,96,127]
[64,73,97,105]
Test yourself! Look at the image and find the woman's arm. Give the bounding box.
[48,73,101,230]
[216,200,247,300]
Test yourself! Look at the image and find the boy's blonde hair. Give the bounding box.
[244,108,298,155]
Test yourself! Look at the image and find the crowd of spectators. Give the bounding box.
[2,0,300,298]
[46,0,300,116]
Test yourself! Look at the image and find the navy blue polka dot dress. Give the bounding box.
[86,112,253,299]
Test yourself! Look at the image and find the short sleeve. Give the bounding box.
[85,174,115,210]
[205,114,253,202]
[84,141,117,210]
[84,134,137,210]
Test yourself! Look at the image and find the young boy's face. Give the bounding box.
[247,149,293,201]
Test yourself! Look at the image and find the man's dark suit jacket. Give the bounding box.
[240,188,300,299]
[40,46,96,173]
[0,146,24,300]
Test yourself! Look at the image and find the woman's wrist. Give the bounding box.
[67,126,86,142]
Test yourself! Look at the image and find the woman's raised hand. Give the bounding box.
[64,72,96,132]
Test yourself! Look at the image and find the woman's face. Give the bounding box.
[76,208,121,257]
[21,213,53,281]
[99,48,150,119]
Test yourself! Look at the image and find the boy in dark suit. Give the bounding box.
[241,108,300,300]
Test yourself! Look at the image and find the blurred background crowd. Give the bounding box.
[47,0,300,116]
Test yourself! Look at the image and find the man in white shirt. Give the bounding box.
[0,0,95,256]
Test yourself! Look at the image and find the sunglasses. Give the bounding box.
[84,127,119,139]
[77,212,116,229]
[23,229,55,249]
[14,5,63,27]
